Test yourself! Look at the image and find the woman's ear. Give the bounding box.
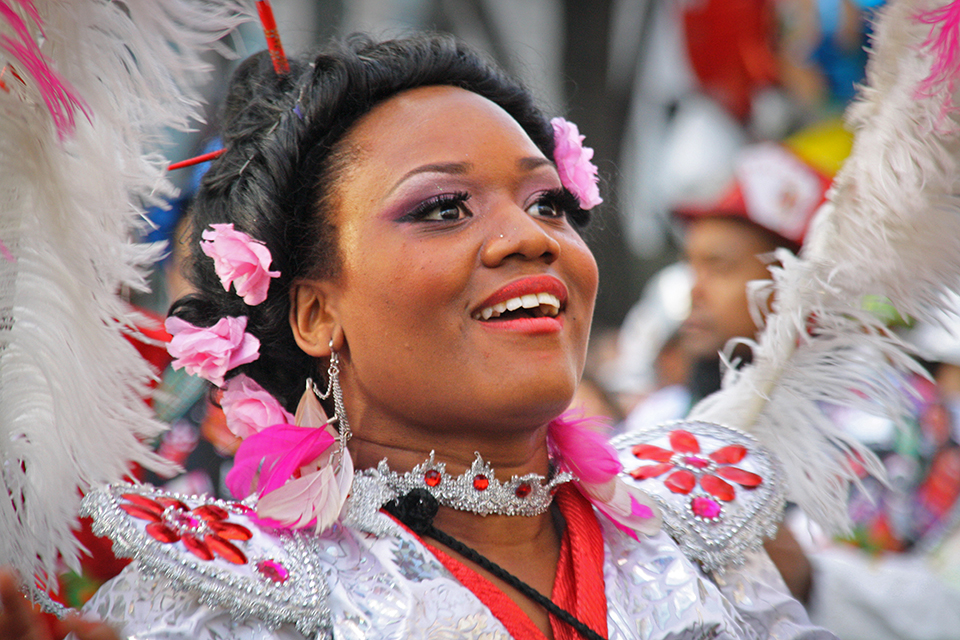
[290,280,340,358]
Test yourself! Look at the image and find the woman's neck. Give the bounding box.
[349,429,551,476]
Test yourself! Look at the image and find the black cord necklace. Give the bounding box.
[383,489,606,640]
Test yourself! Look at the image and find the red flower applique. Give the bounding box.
[120,493,252,564]
[629,429,763,507]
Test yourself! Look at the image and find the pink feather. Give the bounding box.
[256,448,354,532]
[225,424,334,498]
[548,413,622,484]
[549,412,661,537]
[916,0,960,118]
[7,0,40,28]
[0,1,91,140]
[581,477,661,539]
[256,466,335,530]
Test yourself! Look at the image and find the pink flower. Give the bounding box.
[551,117,603,210]
[200,223,280,306]
[165,316,260,387]
[221,374,294,439]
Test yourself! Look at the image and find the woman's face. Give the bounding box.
[316,86,598,445]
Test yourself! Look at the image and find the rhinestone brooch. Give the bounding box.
[376,451,573,517]
[611,421,786,572]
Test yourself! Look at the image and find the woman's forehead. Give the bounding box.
[342,85,546,169]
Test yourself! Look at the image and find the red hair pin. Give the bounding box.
[168,1,290,172]
[256,0,289,76]
[167,148,226,171]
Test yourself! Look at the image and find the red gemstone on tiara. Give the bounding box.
[121,494,164,516]
[119,503,162,522]
[473,475,489,491]
[716,466,763,487]
[156,497,190,512]
[424,469,441,487]
[515,483,532,498]
[630,462,674,480]
[209,520,253,541]
[631,444,674,462]
[669,430,700,454]
[709,444,748,464]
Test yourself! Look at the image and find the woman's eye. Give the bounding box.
[527,199,562,218]
[407,192,471,222]
[423,200,467,221]
[527,189,576,219]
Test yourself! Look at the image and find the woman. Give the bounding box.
[1,34,827,640]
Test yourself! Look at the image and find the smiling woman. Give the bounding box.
[0,33,831,640]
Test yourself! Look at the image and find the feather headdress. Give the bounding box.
[688,0,960,533]
[0,0,252,590]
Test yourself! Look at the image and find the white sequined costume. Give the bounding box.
[81,468,833,640]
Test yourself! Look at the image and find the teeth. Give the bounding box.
[474,292,561,320]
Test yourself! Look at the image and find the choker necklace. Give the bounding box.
[375,451,573,517]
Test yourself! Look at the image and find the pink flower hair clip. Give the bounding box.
[200,223,280,306]
[165,315,260,387]
[551,117,603,211]
[221,374,294,439]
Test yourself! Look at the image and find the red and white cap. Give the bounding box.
[673,142,832,247]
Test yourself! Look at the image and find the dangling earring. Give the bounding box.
[303,341,351,465]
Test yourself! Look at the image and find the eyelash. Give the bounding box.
[403,192,471,222]
[400,188,580,224]
[532,188,579,219]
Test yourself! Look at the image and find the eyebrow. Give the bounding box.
[388,157,554,195]
[388,162,471,196]
[518,156,553,171]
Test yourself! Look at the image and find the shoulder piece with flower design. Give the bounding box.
[610,420,785,572]
[80,482,332,637]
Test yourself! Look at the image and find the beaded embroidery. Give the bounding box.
[610,421,786,572]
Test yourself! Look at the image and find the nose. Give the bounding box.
[480,204,562,267]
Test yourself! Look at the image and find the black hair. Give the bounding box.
[169,33,586,411]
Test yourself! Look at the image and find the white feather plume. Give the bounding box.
[688,0,960,534]
[0,0,252,590]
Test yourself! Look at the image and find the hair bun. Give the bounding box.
[220,51,303,147]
